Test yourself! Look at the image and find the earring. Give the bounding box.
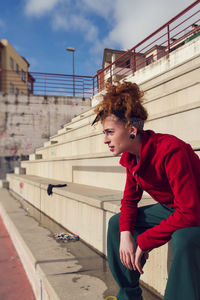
[130,133,135,139]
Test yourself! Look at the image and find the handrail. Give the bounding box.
[92,0,200,94]
[0,69,94,98]
[30,71,93,79]
[0,1,199,98]
[94,0,200,77]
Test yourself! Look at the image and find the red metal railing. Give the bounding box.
[30,72,94,97]
[0,1,199,98]
[0,69,94,98]
[92,0,200,94]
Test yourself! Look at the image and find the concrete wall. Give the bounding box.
[0,93,91,178]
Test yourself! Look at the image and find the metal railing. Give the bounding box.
[30,72,94,97]
[0,69,94,98]
[0,1,199,98]
[93,0,200,94]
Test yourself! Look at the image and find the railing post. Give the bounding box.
[97,74,99,94]
[93,77,95,96]
[167,25,170,55]
[110,65,112,84]
[0,69,2,92]
[73,73,75,97]
[133,49,136,73]
[82,77,84,98]
[44,73,46,95]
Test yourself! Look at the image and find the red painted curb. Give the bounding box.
[0,216,35,300]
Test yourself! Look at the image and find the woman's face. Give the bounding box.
[102,115,134,156]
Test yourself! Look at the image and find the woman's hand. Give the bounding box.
[119,231,137,271]
[120,232,149,274]
[135,245,145,274]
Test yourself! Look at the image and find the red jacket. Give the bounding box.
[119,130,200,251]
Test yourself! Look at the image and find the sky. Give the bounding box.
[0,0,197,77]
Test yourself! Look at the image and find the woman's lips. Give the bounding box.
[109,146,115,152]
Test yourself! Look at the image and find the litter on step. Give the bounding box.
[52,232,79,241]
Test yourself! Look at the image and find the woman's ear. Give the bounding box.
[128,125,138,136]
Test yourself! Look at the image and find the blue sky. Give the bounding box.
[0,0,195,77]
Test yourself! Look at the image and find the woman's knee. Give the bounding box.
[172,227,200,255]
[108,213,120,233]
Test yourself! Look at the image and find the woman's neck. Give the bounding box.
[129,132,143,157]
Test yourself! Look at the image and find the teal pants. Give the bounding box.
[107,204,200,300]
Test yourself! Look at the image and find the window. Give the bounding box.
[116,58,130,68]
[146,55,154,66]
[28,81,32,91]
[21,70,26,82]
[10,57,14,69]
[10,83,14,94]
[16,63,19,73]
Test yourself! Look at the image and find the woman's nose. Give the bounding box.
[104,135,109,144]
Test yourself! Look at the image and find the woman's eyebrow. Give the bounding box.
[103,128,114,133]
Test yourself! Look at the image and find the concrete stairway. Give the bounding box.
[0,188,161,300]
[5,36,200,299]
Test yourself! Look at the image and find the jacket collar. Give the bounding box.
[119,130,156,173]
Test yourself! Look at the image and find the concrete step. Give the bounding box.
[49,108,94,141]
[0,188,162,300]
[0,180,9,189]
[21,155,126,191]
[14,167,26,175]
[45,114,99,146]
[36,90,200,156]
[44,140,58,147]
[0,188,116,300]
[144,54,200,102]
[123,37,200,96]
[21,146,200,191]
[29,154,43,161]
[35,130,107,160]
[6,173,169,297]
[51,121,101,145]
[34,97,200,159]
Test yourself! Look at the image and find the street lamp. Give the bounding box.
[66,47,75,96]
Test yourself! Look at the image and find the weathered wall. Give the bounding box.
[0,93,91,178]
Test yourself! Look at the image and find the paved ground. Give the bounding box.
[0,216,35,300]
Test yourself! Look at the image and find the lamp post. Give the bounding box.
[66,47,75,96]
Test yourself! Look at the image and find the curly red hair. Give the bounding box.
[94,81,148,127]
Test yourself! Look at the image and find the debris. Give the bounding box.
[52,232,79,241]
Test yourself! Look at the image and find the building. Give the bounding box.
[0,39,34,95]
[97,48,146,91]
[96,22,200,93]
[144,45,166,65]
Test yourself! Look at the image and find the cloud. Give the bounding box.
[23,0,195,70]
[24,0,61,16]
[103,0,194,50]
[76,0,115,20]
[52,11,99,42]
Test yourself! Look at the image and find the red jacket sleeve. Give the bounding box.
[137,144,200,251]
[119,167,143,233]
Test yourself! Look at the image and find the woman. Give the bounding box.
[92,81,200,300]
